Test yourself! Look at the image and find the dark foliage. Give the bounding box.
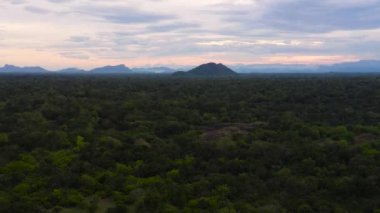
[0,74,379,212]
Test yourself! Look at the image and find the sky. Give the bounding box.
[1,0,380,69]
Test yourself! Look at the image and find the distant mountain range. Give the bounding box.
[318,60,380,73]
[1,60,380,74]
[173,63,237,77]
[0,64,49,73]
[0,64,173,74]
[231,64,319,73]
[231,60,380,73]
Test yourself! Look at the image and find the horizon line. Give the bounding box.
[1,59,378,71]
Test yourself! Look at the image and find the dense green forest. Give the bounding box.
[0,74,380,213]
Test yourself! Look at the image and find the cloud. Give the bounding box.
[60,51,90,59]
[78,4,175,24]
[193,38,328,57]
[221,0,380,33]
[24,5,51,14]
[147,22,200,32]
[196,39,304,47]
[2,0,380,68]
[6,0,28,5]
[67,36,90,42]
[47,0,75,3]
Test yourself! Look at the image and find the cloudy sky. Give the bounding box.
[1,0,380,69]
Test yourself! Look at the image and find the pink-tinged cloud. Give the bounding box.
[1,0,380,68]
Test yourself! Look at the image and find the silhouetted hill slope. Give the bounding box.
[173,63,237,77]
[89,64,131,74]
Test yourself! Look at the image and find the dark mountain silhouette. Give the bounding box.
[319,60,380,73]
[0,64,48,73]
[173,63,237,77]
[89,64,131,74]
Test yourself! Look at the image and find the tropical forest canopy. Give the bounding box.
[0,74,379,212]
